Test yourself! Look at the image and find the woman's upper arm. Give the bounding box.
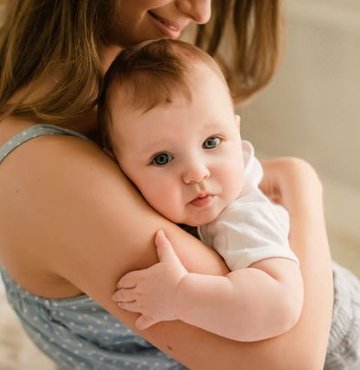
[3,136,332,370]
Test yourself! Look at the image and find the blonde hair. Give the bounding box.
[0,0,280,125]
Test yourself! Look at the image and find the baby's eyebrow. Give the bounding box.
[141,141,172,162]
[201,124,225,134]
[142,140,168,154]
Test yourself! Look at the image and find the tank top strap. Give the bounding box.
[0,123,91,164]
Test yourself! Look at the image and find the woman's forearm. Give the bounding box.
[257,157,333,367]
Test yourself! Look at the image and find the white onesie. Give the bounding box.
[198,141,298,270]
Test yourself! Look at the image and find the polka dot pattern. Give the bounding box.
[2,269,185,369]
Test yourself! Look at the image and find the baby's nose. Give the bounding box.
[182,162,210,184]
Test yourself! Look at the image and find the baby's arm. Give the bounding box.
[114,230,303,342]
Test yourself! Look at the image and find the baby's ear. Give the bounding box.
[235,114,241,129]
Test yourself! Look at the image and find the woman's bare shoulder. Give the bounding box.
[0,126,157,294]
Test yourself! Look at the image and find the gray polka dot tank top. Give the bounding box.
[0,124,186,370]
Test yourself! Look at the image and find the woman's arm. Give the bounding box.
[2,134,332,370]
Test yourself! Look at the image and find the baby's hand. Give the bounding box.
[112,230,187,330]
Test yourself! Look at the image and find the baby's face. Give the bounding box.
[110,65,245,226]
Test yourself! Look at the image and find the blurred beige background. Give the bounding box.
[239,0,360,276]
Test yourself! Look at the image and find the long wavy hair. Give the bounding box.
[0,0,281,125]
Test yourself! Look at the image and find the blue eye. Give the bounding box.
[151,153,173,166]
[203,137,221,149]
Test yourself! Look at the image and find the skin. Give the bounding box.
[107,0,212,46]
[108,60,303,341]
[109,64,245,226]
[0,1,333,369]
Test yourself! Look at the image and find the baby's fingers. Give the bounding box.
[117,300,140,313]
[155,230,180,263]
[117,270,143,289]
[136,315,158,331]
[112,287,136,303]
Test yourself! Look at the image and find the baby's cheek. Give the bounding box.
[140,185,167,212]
[151,187,181,219]
[227,162,245,196]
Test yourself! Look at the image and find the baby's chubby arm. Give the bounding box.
[113,230,303,342]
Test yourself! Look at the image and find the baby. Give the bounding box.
[99,39,303,342]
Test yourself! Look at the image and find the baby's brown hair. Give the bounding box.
[98,39,230,149]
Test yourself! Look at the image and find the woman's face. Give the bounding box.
[108,0,212,47]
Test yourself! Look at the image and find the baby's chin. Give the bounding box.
[180,214,220,228]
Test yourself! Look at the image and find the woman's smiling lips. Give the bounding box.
[189,194,213,207]
[148,11,183,39]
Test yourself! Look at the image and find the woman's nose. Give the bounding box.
[182,162,210,184]
[176,0,212,24]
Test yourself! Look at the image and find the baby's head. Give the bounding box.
[98,39,245,226]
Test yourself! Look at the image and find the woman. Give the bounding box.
[0,1,334,369]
